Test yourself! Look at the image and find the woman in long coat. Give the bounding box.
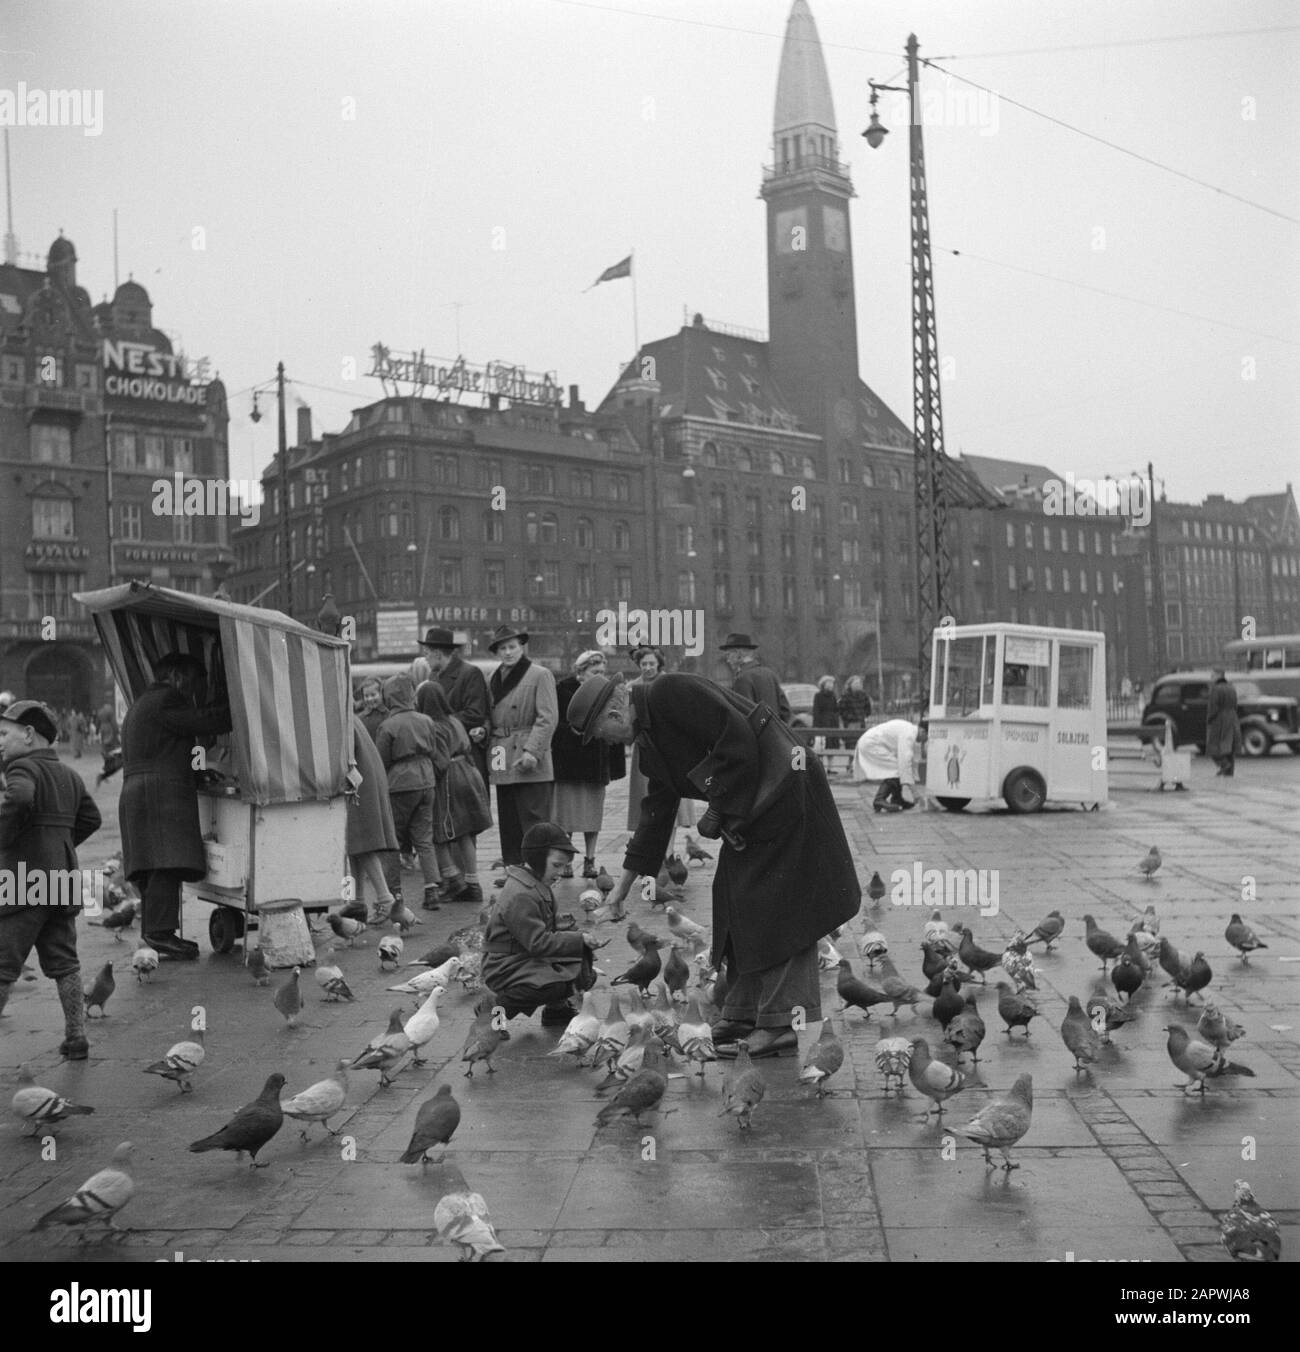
[574,672,859,1059]
[553,650,625,877]
[1206,670,1242,776]
[348,715,399,922]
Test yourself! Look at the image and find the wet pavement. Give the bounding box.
[2,748,1296,1262]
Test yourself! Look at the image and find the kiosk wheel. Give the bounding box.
[937,797,970,812]
[208,906,245,955]
[1002,769,1046,815]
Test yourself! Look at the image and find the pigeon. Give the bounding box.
[1197,1002,1246,1051]
[388,897,420,934]
[646,983,679,1045]
[876,957,925,1014]
[12,1065,95,1135]
[661,944,690,1001]
[35,1142,134,1237]
[920,941,953,984]
[859,930,889,970]
[100,896,138,940]
[951,924,1001,982]
[625,921,660,953]
[550,989,602,1060]
[719,1040,766,1130]
[1023,909,1064,951]
[798,1017,845,1098]
[1000,933,1037,992]
[611,938,662,994]
[1061,995,1102,1072]
[922,911,953,947]
[327,912,367,946]
[1225,914,1267,963]
[945,990,986,1064]
[1122,931,1153,976]
[143,1035,206,1094]
[403,987,442,1066]
[595,865,615,896]
[995,982,1039,1037]
[623,991,654,1036]
[596,1042,668,1126]
[1108,955,1142,1003]
[314,946,355,1002]
[933,974,965,1030]
[836,959,890,1019]
[316,591,341,635]
[579,888,605,914]
[665,852,688,886]
[665,906,706,945]
[280,1061,350,1138]
[817,936,844,970]
[1220,1180,1281,1263]
[1129,903,1160,938]
[596,1025,655,1091]
[434,1191,505,1262]
[129,942,158,983]
[588,990,630,1068]
[959,1073,1033,1170]
[247,947,270,986]
[866,870,887,905]
[677,995,716,1077]
[1082,915,1125,971]
[461,1010,506,1077]
[378,935,404,971]
[685,835,712,864]
[1086,993,1136,1044]
[925,958,972,999]
[401,1083,462,1163]
[388,955,461,994]
[338,896,368,923]
[409,941,461,969]
[274,968,302,1027]
[84,962,114,1017]
[1157,936,1190,985]
[1165,1024,1255,1094]
[1172,952,1212,1004]
[1137,845,1162,881]
[874,1036,912,1093]
[351,1009,412,1086]
[189,1073,286,1166]
[907,1037,973,1120]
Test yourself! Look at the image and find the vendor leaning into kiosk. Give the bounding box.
[119,652,232,959]
[568,672,859,1058]
[852,717,927,813]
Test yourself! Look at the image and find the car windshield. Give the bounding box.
[1230,680,1262,699]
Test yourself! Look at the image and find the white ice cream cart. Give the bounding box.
[76,583,354,955]
[925,622,1108,813]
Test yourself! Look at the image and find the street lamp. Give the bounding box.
[251,361,292,616]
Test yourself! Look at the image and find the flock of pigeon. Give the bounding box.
[9,837,1283,1263]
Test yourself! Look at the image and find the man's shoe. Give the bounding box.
[716,1027,796,1059]
[493,877,506,889]
[438,877,470,903]
[874,802,903,814]
[421,886,441,912]
[582,857,598,879]
[462,882,484,908]
[541,999,580,1026]
[147,933,199,960]
[710,1018,755,1046]
[60,1037,89,1061]
[897,798,916,810]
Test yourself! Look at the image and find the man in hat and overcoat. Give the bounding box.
[721,632,791,724]
[486,625,557,870]
[567,671,859,1057]
[417,626,491,790]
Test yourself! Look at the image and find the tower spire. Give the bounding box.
[773,0,838,163]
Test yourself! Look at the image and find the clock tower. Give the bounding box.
[761,0,860,446]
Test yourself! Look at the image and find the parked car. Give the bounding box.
[781,682,819,729]
[1139,672,1300,756]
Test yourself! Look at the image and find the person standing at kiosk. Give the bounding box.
[119,653,232,959]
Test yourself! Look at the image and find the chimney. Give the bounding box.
[568,384,585,414]
[296,405,312,445]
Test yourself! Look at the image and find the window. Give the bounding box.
[538,512,558,545]
[1060,527,1069,552]
[1062,569,1071,593]
[675,524,694,554]
[890,468,902,491]
[614,567,632,601]
[572,469,594,498]
[1024,565,1035,590]
[543,562,560,595]
[1023,524,1033,549]
[702,441,718,467]
[709,488,727,520]
[482,511,503,545]
[938,635,987,716]
[1044,567,1053,592]
[1042,525,1051,551]
[1096,570,1104,593]
[576,518,594,550]
[678,570,696,605]
[749,575,765,611]
[1001,635,1051,708]
[1079,570,1088,593]
[609,473,630,502]
[173,515,193,544]
[738,447,754,472]
[781,532,795,563]
[812,535,826,564]
[29,571,83,620]
[814,576,828,612]
[1113,573,1122,594]
[714,574,731,610]
[481,458,503,490]
[484,560,504,597]
[744,493,762,527]
[810,501,825,531]
[384,448,399,480]
[1077,529,1086,553]
[841,500,859,524]
[612,520,631,552]
[802,455,816,479]
[143,435,165,471]
[770,452,784,475]
[1,355,23,384]
[113,431,137,469]
[438,558,462,594]
[172,438,194,473]
[33,496,74,538]
[713,526,729,558]
[783,575,797,611]
[842,538,860,564]
[528,464,555,495]
[576,563,593,600]
[1008,565,1017,591]
[436,506,459,541]
[844,578,862,608]
[838,459,852,484]
[1093,530,1102,555]
[32,423,72,464]
[862,465,875,488]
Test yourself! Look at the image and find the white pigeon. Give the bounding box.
[922,912,951,945]
[550,989,602,1059]
[378,935,404,971]
[859,931,889,970]
[143,1037,206,1093]
[314,945,355,1001]
[131,942,159,983]
[387,955,460,994]
[818,936,844,970]
[587,990,630,1067]
[664,905,706,945]
[623,992,655,1036]
[12,1065,95,1134]
[874,1036,913,1094]
[403,987,442,1066]
[280,1061,350,1138]
[677,995,716,1077]
[434,1191,505,1262]
[35,1142,134,1236]
[350,1010,412,1086]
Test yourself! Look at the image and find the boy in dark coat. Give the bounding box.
[119,652,232,958]
[570,672,859,1058]
[0,700,101,1058]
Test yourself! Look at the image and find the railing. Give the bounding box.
[762,156,851,181]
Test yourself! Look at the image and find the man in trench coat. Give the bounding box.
[1206,670,1242,776]
[569,672,859,1058]
[417,627,491,790]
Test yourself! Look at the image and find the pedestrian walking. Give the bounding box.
[486,625,556,874]
[416,626,492,791]
[70,711,86,760]
[416,681,492,905]
[0,701,101,1059]
[375,674,442,911]
[347,714,399,923]
[853,717,926,812]
[1207,669,1242,777]
[721,632,791,723]
[569,672,859,1058]
[553,650,626,878]
[812,675,839,751]
[118,652,232,958]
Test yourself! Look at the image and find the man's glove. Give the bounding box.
[696,807,723,840]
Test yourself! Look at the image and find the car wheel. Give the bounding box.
[937,797,970,812]
[1240,724,1270,757]
[1003,769,1046,814]
[1289,742,1300,755]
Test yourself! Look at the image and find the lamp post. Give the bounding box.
[251,361,291,617]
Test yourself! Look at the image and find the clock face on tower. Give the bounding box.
[776,207,808,253]
[823,205,847,252]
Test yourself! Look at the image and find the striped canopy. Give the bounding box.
[75,583,352,805]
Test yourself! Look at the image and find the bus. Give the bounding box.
[1223,635,1300,703]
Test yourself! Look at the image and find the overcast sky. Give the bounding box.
[9,0,1298,503]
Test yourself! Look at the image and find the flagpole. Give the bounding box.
[630,248,640,356]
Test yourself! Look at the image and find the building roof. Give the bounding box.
[774,0,837,136]
[963,454,1067,498]
[0,261,47,336]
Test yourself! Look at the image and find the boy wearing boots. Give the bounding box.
[0,700,102,1059]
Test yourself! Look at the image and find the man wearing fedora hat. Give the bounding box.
[486,625,557,871]
[721,632,791,724]
[416,627,491,793]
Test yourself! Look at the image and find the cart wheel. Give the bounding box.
[1002,769,1046,814]
[208,907,244,955]
[936,797,970,812]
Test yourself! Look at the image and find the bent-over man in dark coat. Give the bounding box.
[119,652,231,959]
[570,672,859,1058]
[1206,669,1242,777]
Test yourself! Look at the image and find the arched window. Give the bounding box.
[575,517,594,549]
[803,455,816,479]
[862,464,875,488]
[612,520,631,552]
[890,468,903,491]
[702,441,718,467]
[438,506,459,541]
[738,446,754,472]
[678,570,696,605]
[770,451,784,475]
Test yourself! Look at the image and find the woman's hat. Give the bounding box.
[487,624,529,652]
[719,632,758,650]
[418,627,458,651]
[574,649,605,673]
[566,674,622,743]
[0,699,59,743]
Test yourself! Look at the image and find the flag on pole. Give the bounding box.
[585,255,632,291]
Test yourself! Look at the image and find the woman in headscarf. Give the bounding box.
[553,650,626,878]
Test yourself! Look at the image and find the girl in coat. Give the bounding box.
[553,651,626,877]
[347,715,399,923]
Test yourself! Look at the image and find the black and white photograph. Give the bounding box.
[0,0,1296,1290]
